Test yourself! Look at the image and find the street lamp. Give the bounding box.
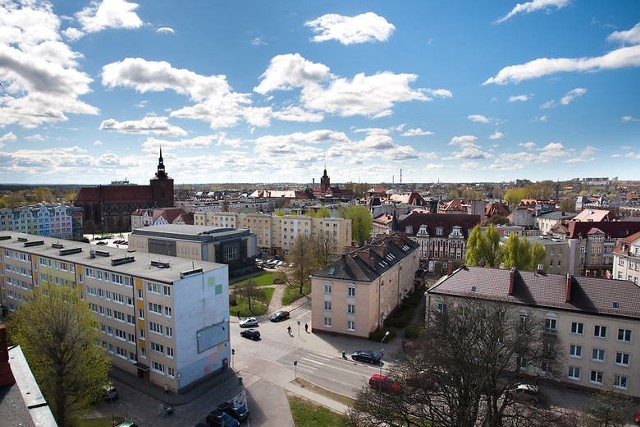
[379,331,390,375]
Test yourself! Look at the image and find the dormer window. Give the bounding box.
[436,227,444,236]
[405,226,413,234]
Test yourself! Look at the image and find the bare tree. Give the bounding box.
[347,298,567,427]
[232,280,266,314]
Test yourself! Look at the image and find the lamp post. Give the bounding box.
[379,331,390,376]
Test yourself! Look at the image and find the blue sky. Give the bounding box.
[0,0,638,185]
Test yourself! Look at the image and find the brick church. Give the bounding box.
[74,149,174,233]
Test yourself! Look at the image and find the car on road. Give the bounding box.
[115,421,137,427]
[351,350,382,364]
[240,329,261,340]
[103,383,118,400]
[368,373,401,393]
[269,310,290,322]
[238,317,259,328]
[206,409,240,427]
[217,400,249,421]
[505,383,544,404]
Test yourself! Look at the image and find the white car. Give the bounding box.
[239,317,259,328]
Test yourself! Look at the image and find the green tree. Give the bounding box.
[7,284,111,427]
[501,234,546,271]
[342,205,372,246]
[504,188,525,209]
[465,224,500,268]
[232,280,266,314]
[32,187,55,203]
[582,389,634,427]
[286,234,320,294]
[1,192,27,208]
[559,198,575,213]
[306,206,331,218]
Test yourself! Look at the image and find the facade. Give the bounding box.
[310,233,420,338]
[612,231,640,285]
[130,207,193,230]
[535,211,575,236]
[74,149,174,233]
[521,236,570,275]
[194,212,352,257]
[0,204,83,240]
[427,266,640,397]
[128,224,258,277]
[0,232,230,393]
[397,211,481,263]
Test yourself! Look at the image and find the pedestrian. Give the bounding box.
[164,384,168,394]
[287,325,292,336]
[304,323,309,333]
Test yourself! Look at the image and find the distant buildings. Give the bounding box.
[0,232,230,393]
[612,231,640,285]
[310,233,419,338]
[0,204,83,240]
[130,207,193,229]
[428,266,640,398]
[74,149,174,233]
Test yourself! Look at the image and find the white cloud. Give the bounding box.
[425,163,445,170]
[560,87,586,105]
[99,115,188,136]
[495,0,570,24]
[0,132,17,143]
[508,94,530,102]
[565,145,598,163]
[541,100,556,109]
[535,115,549,122]
[25,134,45,141]
[449,135,477,146]
[141,135,217,152]
[402,128,434,137]
[461,161,481,170]
[468,114,491,123]
[305,12,395,45]
[490,131,505,140]
[427,88,453,98]
[251,37,267,46]
[607,22,640,45]
[272,106,324,123]
[94,140,103,145]
[75,0,143,36]
[621,115,639,122]
[520,141,536,149]
[254,54,330,94]
[156,27,175,34]
[484,43,640,84]
[450,145,488,160]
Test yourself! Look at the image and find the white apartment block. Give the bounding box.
[612,231,640,285]
[0,232,230,393]
[194,212,352,256]
[428,266,640,397]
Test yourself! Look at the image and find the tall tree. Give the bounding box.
[342,205,372,246]
[8,284,111,427]
[501,234,546,271]
[286,234,320,294]
[582,389,634,427]
[504,188,525,209]
[347,299,566,427]
[232,280,266,314]
[465,224,500,268]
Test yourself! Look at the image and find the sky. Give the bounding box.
[0,0,639,186]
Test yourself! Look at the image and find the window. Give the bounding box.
[594,325,607,339]
[150,342,164,354]
[571,322,584,335]
[167,367,175,378]
[324,301,332,311]
[545,318,557,334]
[615,352,630,367]
[324,317,332,327]
[164,306,172,317]
[518,314,528,332]
[348,287,355,297]
[152,361,165,374]
[347,320,355,331]
[347,304,355,314]
[592,348,605,362]
[437,302,447,314]
[590,370,603,385]
[324,283,332,295]
[613,375,628,390]
[166,347,174,358]
[618,328,632,343]
[165,327,173,338]
[569,344,582,358]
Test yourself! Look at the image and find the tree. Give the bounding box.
[32,187,55,203]
[286,234,320,294]
[582,389,634,427]
[342,205,372,246]
[232,280,266,314]
[7,284,111,427]
[306,206,331,218]
[501,234,546,271]
[558,198,575,213]
[504,188,525,209]
[347,298,566,427]
[465,225,500,268]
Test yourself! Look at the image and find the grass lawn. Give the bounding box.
[292,377,356,407]
[287,393,348,427]
[230,287,275,317]
[230,271,275,287]
[282,282,311,306]
[76,416,125,427]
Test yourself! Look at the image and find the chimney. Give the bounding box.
[0,324,16,387]
[508,267,516,295]
[447,261,454,275]
[565,274,572,303]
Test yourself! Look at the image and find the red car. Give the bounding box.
[634,412,640,425]
[368,373,401,393]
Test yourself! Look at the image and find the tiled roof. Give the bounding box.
[75,184,153,203]
[428,266,640,320]
[398,211,481,238]
[564,221,640,239]
[312,233,418,282]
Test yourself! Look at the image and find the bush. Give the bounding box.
[403,322,425,339]
[368,328,396,342]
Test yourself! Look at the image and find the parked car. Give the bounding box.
[269,310,290,322]
[115,421,138,427]
[206,409,240,427]
[505,383,544,404]
[239,317,259,328]
[634,412,640,425]
[240,329,261,340]
[217,400,249,421]
[275,260,284,267]
[103,383,118,400]
[368,373,401,393]
[351,350,382,364]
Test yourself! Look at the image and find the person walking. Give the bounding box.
[304,323,309,333]
[287,325,292,336]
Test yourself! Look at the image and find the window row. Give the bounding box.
[568,345,630,366]
[85,267,133,287]
[323,301,356,314]
[567,367,628,390]
[323,317,356,331]
[146,281,171,297]
[323,283,356,297]
[571,321,632,343]
[151,361,176,379]
[148,302,172,317]
[86,287,134,306]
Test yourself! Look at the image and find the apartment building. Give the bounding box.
[0,204,83,240]
[427,266,640,397]
[310,233,419,338]
[612,231,640,285]
[0,232,230,393]
[521,236,570,275]
[194,212,352,257]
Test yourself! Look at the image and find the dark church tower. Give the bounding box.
[320,167,331,195]
[150,148,174,207]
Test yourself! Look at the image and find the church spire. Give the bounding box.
[155,147,167,179]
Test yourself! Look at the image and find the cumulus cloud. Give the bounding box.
[490,131,505,140]
[272,106,324,123]
[402,128,434,137]
[565,145,598,163]
[520,141,536,149]
[449,135,477,146]
[621,115,639,122]
[0,132,17,144]
[157,27,175,34]
[75,0,143,37]
[0,1,98,128]
[485,23,640,84]
[142,135,217,152]
[99,115,188,136]
[254,54,330,94]
[427,88,453,98]
[305,12,395,45]
[560,87,586,105]
[450,145,489,160]
[495,0,570,24]
[508,94,530,102]
[468,114,491,123]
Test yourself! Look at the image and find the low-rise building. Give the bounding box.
[427,266,640,398]
[612,231,640,285]
[0,232,230,393]
[310,233,419,338]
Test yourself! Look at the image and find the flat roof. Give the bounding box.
[0,232,226,284]
[131,224,249,242]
